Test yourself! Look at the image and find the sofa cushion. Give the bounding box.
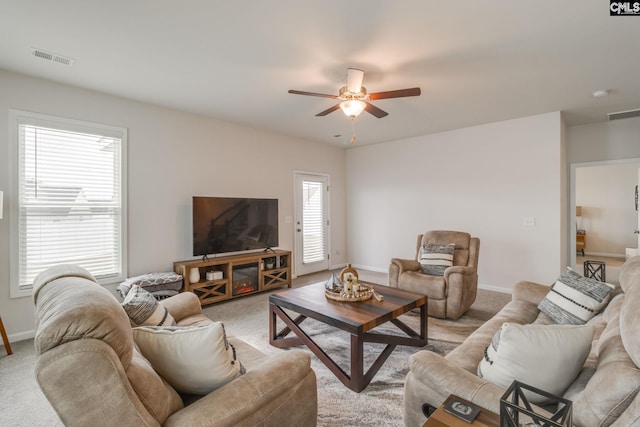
[478,322,594,403]
[33,271,134,365]
[419,243,455,276]
[399,271,447,299]
[421,231,471,266]
[132,322,244,395]
[122,285,176,327]
[563,294,640,427]
[538,268,614,325]
[125,345,183,423]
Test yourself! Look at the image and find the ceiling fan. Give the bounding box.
[288,68,421,119]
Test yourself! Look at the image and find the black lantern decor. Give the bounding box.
[500,381,572,427]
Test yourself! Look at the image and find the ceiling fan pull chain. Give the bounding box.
[350,118,357,144]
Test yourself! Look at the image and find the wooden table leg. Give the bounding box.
[351,334,364,391]
[0,316,13,356]
[269,299,429,393]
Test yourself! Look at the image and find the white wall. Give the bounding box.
[576,162,640,256]
[0,69,347,340]
[566,116,640,262]
[567,116,640,164]
[346,112,565,292]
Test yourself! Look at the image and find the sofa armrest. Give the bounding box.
[391,258,420,273]
[444,265,476,278]
[410,350,505,411]
[404,350,551,427]
[165,350,317,427]
[511,280,550,305]
[389,258,420,287]
[443,266,478,319]
[36,339,160,427]
[160,292,203,322]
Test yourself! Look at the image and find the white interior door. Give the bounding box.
[294,173,329,276]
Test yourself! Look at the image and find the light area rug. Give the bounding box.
[202,280,510,427]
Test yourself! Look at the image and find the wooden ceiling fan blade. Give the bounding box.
[364,102,388,118]
[368,87,421,100]
[346,68,365,93]
[316,104,341,116]
[288,89,338,99]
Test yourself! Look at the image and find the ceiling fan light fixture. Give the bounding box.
[340,100,366,118]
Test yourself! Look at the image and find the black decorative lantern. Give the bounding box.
[500,381,572,427]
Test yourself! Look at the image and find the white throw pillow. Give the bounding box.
[478,322,594,403]
[132,322,244,395]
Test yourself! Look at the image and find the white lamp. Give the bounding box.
[339,99,366,118]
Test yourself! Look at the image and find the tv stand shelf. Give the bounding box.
[173,249,291,306]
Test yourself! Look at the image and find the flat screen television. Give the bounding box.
[193,196,279,257]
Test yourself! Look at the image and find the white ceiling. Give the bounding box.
[1,1,639,146]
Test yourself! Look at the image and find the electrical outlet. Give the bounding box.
[523,216,536,227]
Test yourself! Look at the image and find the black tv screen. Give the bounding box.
[193,197,279,256]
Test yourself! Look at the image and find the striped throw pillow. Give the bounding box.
[122,285,176,327]
[538,267,614,325]
[420,243,455,276]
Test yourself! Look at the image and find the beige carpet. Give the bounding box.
[0,270,510,427]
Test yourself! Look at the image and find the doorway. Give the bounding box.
[294,172,330,276]
[570,158,640,273]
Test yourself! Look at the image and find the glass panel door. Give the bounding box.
[295,173,329,275]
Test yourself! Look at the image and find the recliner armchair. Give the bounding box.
[389,230,479,319]
[33,264,317,427]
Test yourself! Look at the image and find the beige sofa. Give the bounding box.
[33,265,317,427]
[404,256,640,427]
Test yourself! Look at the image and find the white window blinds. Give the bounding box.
[12,111,127,294]
[302,180,326,264]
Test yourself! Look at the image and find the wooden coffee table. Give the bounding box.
[269,282,428,392]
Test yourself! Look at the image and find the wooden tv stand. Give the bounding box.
[174,249,291,306]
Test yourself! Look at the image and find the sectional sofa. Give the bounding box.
[404,256,640,427]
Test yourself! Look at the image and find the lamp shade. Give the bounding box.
[340,100,366,118]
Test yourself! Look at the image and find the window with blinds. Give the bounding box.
[10,110,127,296]
[302,180,326,264]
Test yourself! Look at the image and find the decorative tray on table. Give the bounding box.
[325,285,374,302]
[324,268,383,302]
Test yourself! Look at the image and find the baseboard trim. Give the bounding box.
[478,283,512,294]
[8,329,35,343]
[351,264,387,273]
[329,262,348,271]
[581,252,626,259]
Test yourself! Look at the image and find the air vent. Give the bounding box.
[608,109,640,121]
[31,48,75,66]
